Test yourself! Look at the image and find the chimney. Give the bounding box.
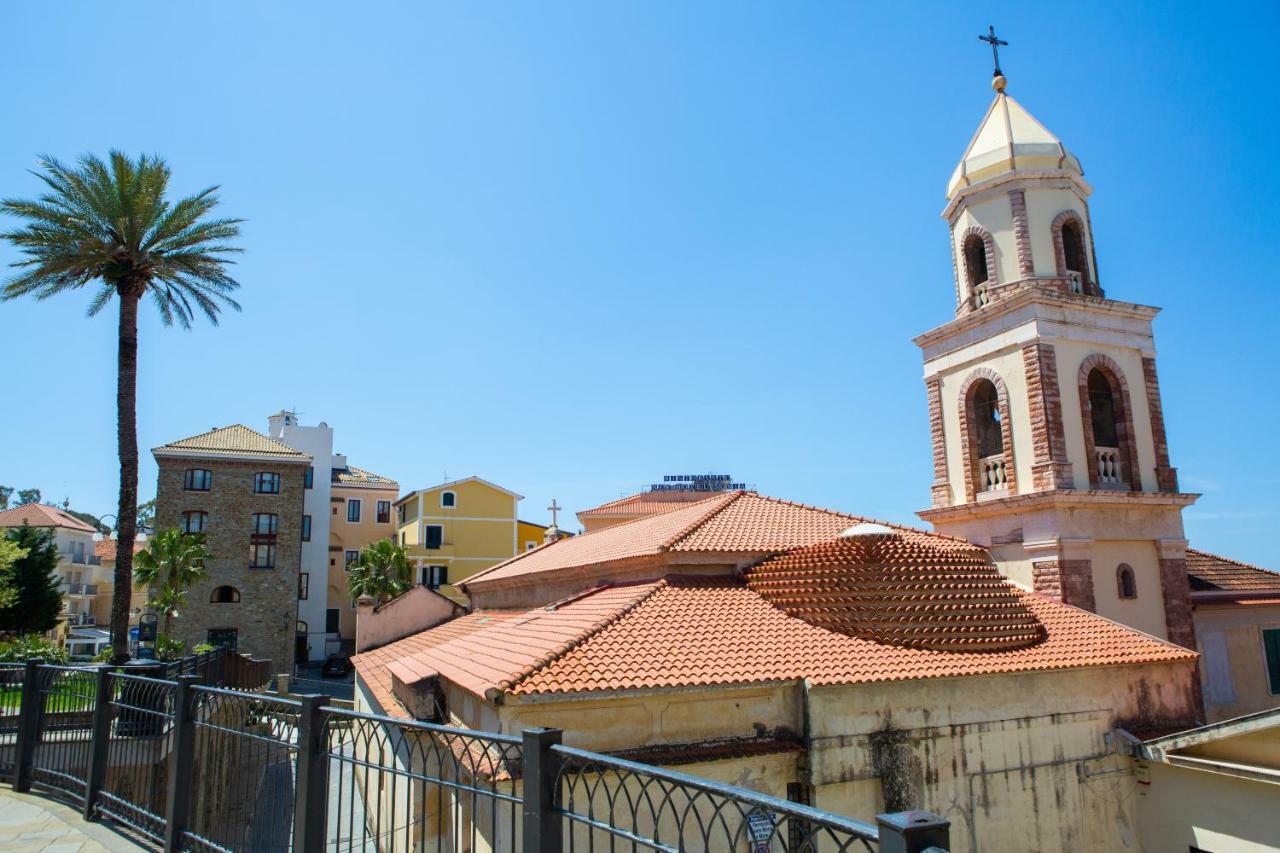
[354,595,377,652]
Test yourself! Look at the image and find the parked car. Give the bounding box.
[322,654,351,678]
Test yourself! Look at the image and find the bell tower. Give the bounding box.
[915,67,1198,649]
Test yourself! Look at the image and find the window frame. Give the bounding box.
[304,466,314,489]
[344,550,360,569]
[301,514,312,542]
[210,585,241,604]
[422,565,448,590]
[206,628,238,651]
[325,608,340,634]
[1263,628,1280,696]
[441,491,456,508]
[423,525,444,549]
[249,512,279,569]
[181,510,209,535]
[347,499,362,523]
[1116,563,1138,600]
[298,572,309,600]
[253,472,282,494]
[376,500,392,524]
[184,469,212,492]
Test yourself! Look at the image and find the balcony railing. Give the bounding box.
[61,582,99,596]
[979,453,1010,492]
[1067,270,1084,294]
[1095,446,1122,485]
[60,612,96,626]
[974,280,990,307]
[0,662,950,852]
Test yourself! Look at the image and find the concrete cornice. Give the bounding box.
[942,170,1093,222]
[914,286,1161,353]
[918,489,1200,525]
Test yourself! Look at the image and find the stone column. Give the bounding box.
[1027,538,1096,612]
[1021,343,1074,491]
[1157,539,1196,650]
[927,377,952,508]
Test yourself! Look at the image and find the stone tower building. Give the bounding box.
[914,73,1198,649]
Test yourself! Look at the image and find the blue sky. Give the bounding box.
[2,3,1278,565]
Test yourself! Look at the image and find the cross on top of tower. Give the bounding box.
[978,25,1008,78]
[547,498,562,527]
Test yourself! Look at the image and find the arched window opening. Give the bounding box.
[441,491,456,508]
[963,234,990,306]
[1116,564,1137,599]
[210,585,240,604]
[1062,219,1087,292]
[966,376,1009,494]
[1087,368,1124,485]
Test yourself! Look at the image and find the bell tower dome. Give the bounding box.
[946,77,1101,314]
[915,68,1198,652]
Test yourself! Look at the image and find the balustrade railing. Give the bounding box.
[974,281,990,307]
[1,663,951,852]
[979,453,1009,492]
[1095,446,1122,485]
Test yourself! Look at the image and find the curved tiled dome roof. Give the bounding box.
[745,530,1045,652]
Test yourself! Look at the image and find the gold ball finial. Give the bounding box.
[992,74,1007,93]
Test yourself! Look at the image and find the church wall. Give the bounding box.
[1050,339,1157,491]
[952,192,1017,290]
[1090,539,1168,640]
[807,660,1198,853]
[500,683,801,753]
[1024,187,1092,278]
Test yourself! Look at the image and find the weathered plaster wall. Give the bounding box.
[807,660,1198,853]
[1135,761,1280,852]
[1091,540,1168,640]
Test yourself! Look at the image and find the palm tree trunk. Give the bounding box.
[110,286,142,664]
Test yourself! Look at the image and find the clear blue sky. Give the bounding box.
[2,3,1278,565]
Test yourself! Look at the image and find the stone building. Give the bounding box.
[152,424,310,669]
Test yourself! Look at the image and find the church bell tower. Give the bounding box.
[915,65,1198,649]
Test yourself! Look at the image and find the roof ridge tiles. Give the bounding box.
[659,490,745,550]
[492,580,671,698]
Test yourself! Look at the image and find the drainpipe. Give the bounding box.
[799,678,815,795]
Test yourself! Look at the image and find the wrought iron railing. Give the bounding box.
[2,663,951,852]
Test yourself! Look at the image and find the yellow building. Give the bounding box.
[329,465,400,646]
[394,477,524,603]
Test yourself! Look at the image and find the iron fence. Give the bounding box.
[3,663,950,853]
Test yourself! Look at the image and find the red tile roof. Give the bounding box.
[745,532,1044,652]
[357,573,1194,712]
[93,538,147,561]
[578,490,722,518]
[0,504,96,533]
[463,491,964,590]
[1186,548,1280,593]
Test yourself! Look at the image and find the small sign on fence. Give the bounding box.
[748,810,777,852]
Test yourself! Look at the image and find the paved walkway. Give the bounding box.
[0,789,144,852]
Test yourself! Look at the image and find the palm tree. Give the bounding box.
[135,528,211,643]
[347,539,413,606]
[1,152,243,662]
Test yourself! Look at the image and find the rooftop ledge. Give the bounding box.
[912,284,1162,351]
[917,489,1200,524]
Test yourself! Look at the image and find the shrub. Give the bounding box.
[0,633,69,664]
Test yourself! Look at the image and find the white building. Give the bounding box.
[0,502,102,640]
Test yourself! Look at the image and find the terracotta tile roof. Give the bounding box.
[93,538,147,561]
[362,572,1193,712]
[0,504,96,533]
[745,532,1045,652]
[353,582,661,712]
[510,576,1195,696]
[332,465,397,487]
[1186,548,1280,593]
[152,424,310,462]
[577,490,722,518]
[463,491,961,590]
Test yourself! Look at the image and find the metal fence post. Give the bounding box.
[163,675,200,852]
[292,693,330,853]
[876,810,950,853]
[82,665,114,819]
[522,727,563,853]
[12,659,44,792]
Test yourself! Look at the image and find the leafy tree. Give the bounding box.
[0,537,27,609]
[0,486,12,509]
[16,488,40,506]
[65,509,109,534]
[0,633,68,664]
[346,538,413,606]
[136,498,156,530]
[2,152,244,662]
[134,528,210,639]
[0,525,64,634]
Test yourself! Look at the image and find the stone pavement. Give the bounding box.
[0,788,144,852]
